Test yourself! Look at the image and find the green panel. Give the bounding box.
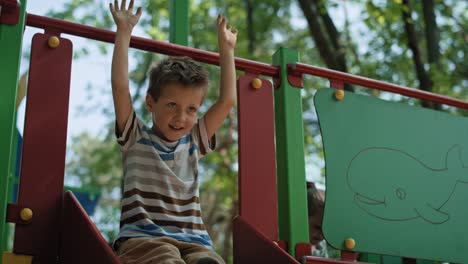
[416,260,435,264]
[381,255,402,264]
[0,1,28,260]
[315,88,468,263]
[169,0,188,46]
[360,253,382,263]
[273,48,309,255]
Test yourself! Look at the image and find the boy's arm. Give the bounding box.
[110,0,142,134]
[203,15,238,139]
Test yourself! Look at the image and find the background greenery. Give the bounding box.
[20,0,467,262]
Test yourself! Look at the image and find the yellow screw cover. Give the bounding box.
[334,89,344,101]
[251,78,262,89]
[48,36,60,48]
[344,238,356,250]
[20,208,33,221]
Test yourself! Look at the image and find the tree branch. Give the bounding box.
[422,0,440,65]
[244,0,255,54]
[297,0,339,70]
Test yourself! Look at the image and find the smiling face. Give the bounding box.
[146,82,205,142]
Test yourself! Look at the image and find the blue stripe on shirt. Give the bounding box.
[137,134,191,153]
[120,224,213,247]
[189,144,198,155]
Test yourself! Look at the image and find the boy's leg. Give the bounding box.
[117,237,185,264]
[178,241,225,264]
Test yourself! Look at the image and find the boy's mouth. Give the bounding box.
[169,124,183,131]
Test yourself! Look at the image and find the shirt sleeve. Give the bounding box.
[115,110,142,151]
[193,116,216,157]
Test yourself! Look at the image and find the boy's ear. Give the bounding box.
[145,94,153,111]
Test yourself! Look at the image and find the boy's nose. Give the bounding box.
[174,110,186,122]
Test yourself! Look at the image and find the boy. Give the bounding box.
[307,182,328,257]
[109,0,237,263]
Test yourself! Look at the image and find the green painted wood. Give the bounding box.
[3,130,20,253]
[273,48,309,255]
[169,0,188,46]
[382,255,403,264]
[0,1,28,260]
[360,253,382,263]
[315,88,468,263]
[416,260,435,264]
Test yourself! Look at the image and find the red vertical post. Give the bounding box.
[237,73,278,240]
[12,32,72,262]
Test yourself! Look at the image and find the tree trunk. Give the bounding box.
[245,0,255,54]
[297,0,353,91]
[297,0,339,70]
[401,0,440,109]
[422,0,440,66]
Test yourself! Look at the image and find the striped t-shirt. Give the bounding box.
[114,110,216,248]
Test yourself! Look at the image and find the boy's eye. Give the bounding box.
[167,102,176,108]
[188,106,197,113]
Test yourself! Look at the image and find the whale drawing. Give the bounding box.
[346,145,468,224]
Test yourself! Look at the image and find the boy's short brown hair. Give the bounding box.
[148,56,209,102]
[307,182,325,217]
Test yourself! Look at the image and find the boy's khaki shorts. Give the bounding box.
[117,236,225,264]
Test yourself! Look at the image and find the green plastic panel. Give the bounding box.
[315,88,468,263]
[0,1,28,259]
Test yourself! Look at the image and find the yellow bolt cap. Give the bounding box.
[344,238,355,250]
[48,36,60,48]
[251,78,262,89]
[20,208,33,221]
[334,89,344,101]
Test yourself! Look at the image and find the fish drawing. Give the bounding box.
[346,145,468,224]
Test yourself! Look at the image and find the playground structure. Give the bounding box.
[2,1,468,264]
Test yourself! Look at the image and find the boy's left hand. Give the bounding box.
[217,15,238,51]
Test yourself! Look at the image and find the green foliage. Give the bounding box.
[66,130,122,192]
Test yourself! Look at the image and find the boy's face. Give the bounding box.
[309,210,324,246]
[146,83,205,142]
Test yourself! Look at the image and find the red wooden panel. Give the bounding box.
[233,216,299,264]
[0,0,20,25]
[237,73,278,240]
[61,191,121,264]
[13,33,72,262]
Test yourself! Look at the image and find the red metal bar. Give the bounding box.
[289,63,468,109]
[25,13,466,109]
[25,13,279,77]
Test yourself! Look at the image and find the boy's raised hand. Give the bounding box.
[110,0,142,32]
[217,15,238,51]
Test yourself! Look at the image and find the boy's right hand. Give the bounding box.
[110,0,142,33]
